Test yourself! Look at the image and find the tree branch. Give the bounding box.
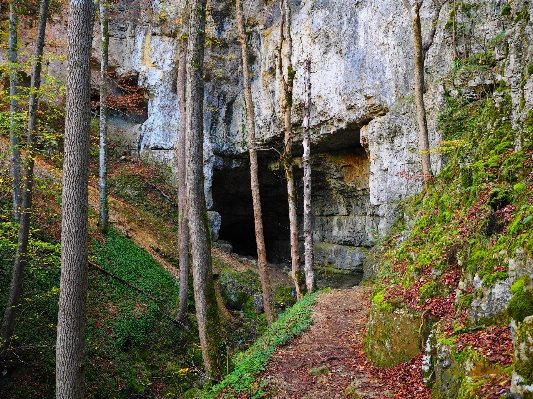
[401,0,414,18]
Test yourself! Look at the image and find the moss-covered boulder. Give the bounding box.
[218,269,261,311]
[511,316,533,398]
[365,307,429,367]
[424,325,513,399]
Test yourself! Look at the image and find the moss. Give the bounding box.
[419,281,444,304]
[372,289,392,312]
[514,318,533,385]
[511,275,530,294]
[456,293,474,311]
[482,271,508,288]
[182,388,201,399]
[273,284,296,309]
[500,3,511,16]
[514,5,530,23]
[507,288,533,322]
[365,307,427,367]
[308,366,329,376]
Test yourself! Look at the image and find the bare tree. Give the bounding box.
[1,0,50,356]
[56,0,95,397]
[236,0,275,324]
[99,0,109,233]
[185,0,223,380]
[401,0,444,183]
[278,0,305,300]
[175,0,190,326]
[9,0,21,222]
[302,58,315,293]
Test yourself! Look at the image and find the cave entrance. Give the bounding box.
[212,162,290,263]
[212,134,372,272]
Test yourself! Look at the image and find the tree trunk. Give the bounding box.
[402,0,433,183]
[9,0,21,222]
[302,58,315,293]
[451,0,457,60]
[185,0,223,380]
[278,0,304,300]
[1,0,50,356]
[412,5,432,182]
[56,0,94,397]
[236,0,275,324]
[175,0,190,326]
[99,0,109,233]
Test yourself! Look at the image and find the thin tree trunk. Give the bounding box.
[175,0,190,326]
[451,0,457,60]
[9,0,21,222]
[99,0,109,233]
[56,0,94,397]
[185,0,223,380]
[278,0,304,300]
[402,0,433,184]
[236,0,275,324]
[302,58,315,293]
[1,0,50,356]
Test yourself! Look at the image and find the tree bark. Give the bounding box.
[236,0,275,324]
[1,0,50,356]
[175,0,190,326]
[278,0,304,300]
[302,58,315,293]
[451,0,457,60]
[56,0,94,397]
[9,0,21,222]
[99,0,109,233]
[185,0,223,380]
[402,0,437,184]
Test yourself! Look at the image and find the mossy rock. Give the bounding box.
[429,331,512,399]
[308,365,329,376]
[273,284,296,309]
[218,269,261,311]
[507,288,533,323]
[512,316,533,396]
[365,307,429,367]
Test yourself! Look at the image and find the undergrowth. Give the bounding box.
[367,52,533,397]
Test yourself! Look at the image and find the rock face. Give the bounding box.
[4,0,532,273]
[28,0,530,270]
[93,0,456,269]
[365,307,429,368]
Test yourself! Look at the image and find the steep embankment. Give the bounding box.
[363,59,533,397]
[0,136,287,398]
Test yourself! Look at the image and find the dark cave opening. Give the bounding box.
[212,136,372,270]
[212,163,291,263]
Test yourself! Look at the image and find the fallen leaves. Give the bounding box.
[456,326,513,365]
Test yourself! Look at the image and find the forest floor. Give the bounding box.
[259,287,430,399]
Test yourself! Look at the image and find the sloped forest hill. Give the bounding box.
[0,131,294,398]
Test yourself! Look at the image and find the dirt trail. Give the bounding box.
[261,287,393,399]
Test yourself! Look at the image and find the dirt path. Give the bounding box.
[261,287,393,399]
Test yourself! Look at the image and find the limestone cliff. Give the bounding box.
[17,0,532,271]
